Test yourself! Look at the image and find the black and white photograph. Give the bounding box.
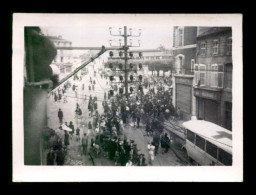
[12,14,243,182]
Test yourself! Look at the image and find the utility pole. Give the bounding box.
[108,26,142,100]
[124,26,128,98]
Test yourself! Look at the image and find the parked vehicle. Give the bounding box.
[183,119,232,166]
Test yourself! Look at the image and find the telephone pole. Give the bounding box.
[124,26,128,98]
[108,26,142,99]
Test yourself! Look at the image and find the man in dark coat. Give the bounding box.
[69,121,74,140]
[81,133,88,155]
[163,133,171,153]
[64,130,69,147]
[58,109,63,124]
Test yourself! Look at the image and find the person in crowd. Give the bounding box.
[56,146,65,165]
[145,120,152,137]
[163,133,171,153]
[54,93,58,102]
[148,142,155,166]
[58,109,63,124]
[137,154,146,166]
[47,148,55,165]
[81,133,88,155]
[69,121,74,140]
[132,111,137,128]
[126,159,133,166]
[136,109,141,128]
[64,130,69,148]
[152,131,160,156]
[88,121,93,131]
[76,127,80,142]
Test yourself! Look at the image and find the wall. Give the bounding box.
[184,27,197,46]
[24,87,48,165]
[195,29,232,130]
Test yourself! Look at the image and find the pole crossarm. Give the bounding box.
[51,47,107,91]
[55,46,122,50]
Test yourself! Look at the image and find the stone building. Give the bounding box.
[172,26,211,121]
[194,27,232,130]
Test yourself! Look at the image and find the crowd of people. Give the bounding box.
[46,67,179,166]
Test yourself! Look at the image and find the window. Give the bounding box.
[206,141,218,159]
[151,56,155,60]
[211,64,224,88]
[156,56,160,60]
[218,148,232,165]
[227,37,232,54]
[179,29,183,46]
[224,64,232,90]
[199,65,206,86]
[212,40,219,55]
[66,66,71,72]
[187,130,195,143]
[200,43,206,55]
[195,135,205,150]
[191,59,195,72]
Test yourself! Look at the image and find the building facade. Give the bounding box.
[172,26,212,121]
[194,27,232,130]
[46,35,73,77]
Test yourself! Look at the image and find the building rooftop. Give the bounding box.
[197,27,231,38]
[45,35,71,43]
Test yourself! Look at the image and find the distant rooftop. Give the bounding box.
[197,27,231,38]
[45,35,71,43]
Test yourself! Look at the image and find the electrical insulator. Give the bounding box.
[109,51,113,57]
[119,63,123,70]
[139,63,142,69]
[129,63,133,69]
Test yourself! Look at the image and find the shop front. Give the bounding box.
[194,87,222,126]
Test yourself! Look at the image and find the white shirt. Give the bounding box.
[126,161,133,166]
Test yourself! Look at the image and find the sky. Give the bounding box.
[40,14,174,53]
